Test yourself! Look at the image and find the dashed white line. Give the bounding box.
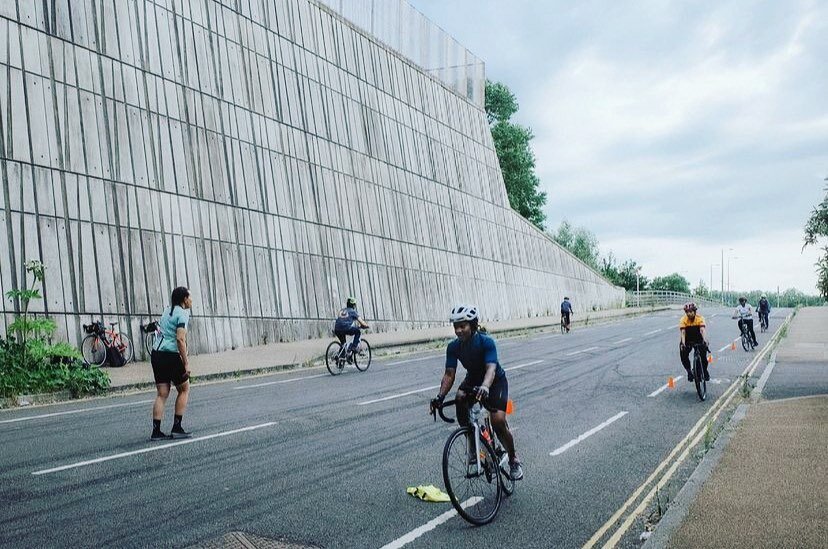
[644,329,662,336]
[565,346,599,356]
[648,376,684,397]
[379,497,483,549]
[613,338,633,345]
[388,356,436,366]
[718,338,739,352]
[357,385,441,406]
[234,373,329,389]
[550,412,628,456]
[0,400,152,424]
[32,422,277,475]
[505,360,544,371]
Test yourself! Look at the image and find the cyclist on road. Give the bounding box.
[429,305,524,481]
[732,297,758,346]
[150,286,193,441]
[560,297,573,331]
[679,302,710,382]
[334,297,369,361]
[757,295,771,328]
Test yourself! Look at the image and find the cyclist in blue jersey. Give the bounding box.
[560,297,573,331]
[757,295,771,328]
[429,304,523,481]
[334,297,369,361]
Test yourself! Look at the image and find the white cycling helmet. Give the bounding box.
[450,304,479,323]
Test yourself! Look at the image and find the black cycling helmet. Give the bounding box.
[738,296,747,304]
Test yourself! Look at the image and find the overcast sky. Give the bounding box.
[408,0,828,295]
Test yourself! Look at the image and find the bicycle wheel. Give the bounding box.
[741,332,750,352]
[353,339,372,372]
[144,332,155,357]
[111,332,134,363]
[693,352,706,401]
[81,335,107,368]
[495,443,515,496]
[560,320,566,334]
[442,427,503,526]
[325,341,344,375]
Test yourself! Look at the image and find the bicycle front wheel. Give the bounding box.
[81,335,107,368]
[325,341,344,375]
[442,427,503,526]
[353,339,372,372]
[693,353,706,401]
[741,332,751,352]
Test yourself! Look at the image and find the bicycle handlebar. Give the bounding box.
[432,391,499,424]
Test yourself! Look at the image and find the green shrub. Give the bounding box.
[1,260,110,399]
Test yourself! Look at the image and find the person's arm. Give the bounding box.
[700,325,709,346]
[357,315,369,328]
[176,327,189,373]
[437,369,456,398]
[479,363,497,396]
[680,327,687,348]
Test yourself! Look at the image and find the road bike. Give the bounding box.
[433,395,514,525]
[690,343,708,401]
[81,321,133,367]
[736,319,757,352]
[325,332,372,375]
[140,320,160,357]
[560,314,571,334]
[758,312,769,333]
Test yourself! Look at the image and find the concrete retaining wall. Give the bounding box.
[0,0,623,356]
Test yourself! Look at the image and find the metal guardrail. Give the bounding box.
[627,291,721,309]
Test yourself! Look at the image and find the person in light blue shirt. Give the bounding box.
[150,286,193,441]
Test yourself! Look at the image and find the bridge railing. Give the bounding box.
[627,291,721,310]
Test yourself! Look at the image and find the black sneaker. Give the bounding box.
[687,371,695,382]
[150,430,169,441]
[703,370,711,382]
[170,427,192,439]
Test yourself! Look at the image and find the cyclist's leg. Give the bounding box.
[747,319,757,344]
[699,345,710,380]
[345,327,361,351]
[679,344,693,379]
[488,379,514,460]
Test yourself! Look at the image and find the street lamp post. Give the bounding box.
[710,263,719,300]
[636,267,641,308]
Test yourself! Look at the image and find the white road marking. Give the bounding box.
[648,377,683,397]
[753,350,778,396]
[565,346,599,356]
[644,329,662,336]
[0,400,152,424]
[718,338,739,352]
[550,411,628,456]
[388,356,436,366]
[32,422,277,475]
[505,360,544,371]
[234,373,329,389]
[613,338,633,345]
[379,497,483,549]
[357,385,441,406]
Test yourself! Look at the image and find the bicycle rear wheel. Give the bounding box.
[353,339,372,372]
[442,427,503,526]
[81,335,107,368]
[560,320,565,334]
[144,332,155,358]
[325,341,344,375]
[112,332,134,363]
[693,352,706,401]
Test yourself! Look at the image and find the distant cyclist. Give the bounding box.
[732,297,758,347]
[560,297,573,331]
[429,304,523,481]
[757,295,771,328]
[334,297,369,361]
[678,302,710,382]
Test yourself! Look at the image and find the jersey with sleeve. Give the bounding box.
[156,305,190,353]
[679,314,706,344]
[334,307,359,331]
[445,332,506,386]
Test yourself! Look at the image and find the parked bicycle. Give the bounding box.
[140,320,160,357]
[325,331,372,375]
[81,321,133,367]
[690,343,708,401]
[433,395,514,525]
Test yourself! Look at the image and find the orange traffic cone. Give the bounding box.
[708,354,713,364]
[731,341,736,350]
[667,376,675,389]
[505,399,514,415]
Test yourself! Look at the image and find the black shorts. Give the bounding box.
[459,377,509,412]
[151,351,188,386]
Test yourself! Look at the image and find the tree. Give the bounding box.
[804,183,828,299]
[694,279,709,297]
[486,81,547,229]
[552,220,600,269]
[650,273,691,294]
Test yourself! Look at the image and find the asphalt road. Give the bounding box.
[0,308,789,548]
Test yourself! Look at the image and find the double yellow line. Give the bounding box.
[583,313,793,548]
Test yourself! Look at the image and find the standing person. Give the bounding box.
[334,297,369,361]
[150,286,193,441]
[429,305,524,480]
[732,296,758,346]
[678,302,710,382]
[560,297,573,332]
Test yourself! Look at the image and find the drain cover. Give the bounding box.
[188,531,320,549]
